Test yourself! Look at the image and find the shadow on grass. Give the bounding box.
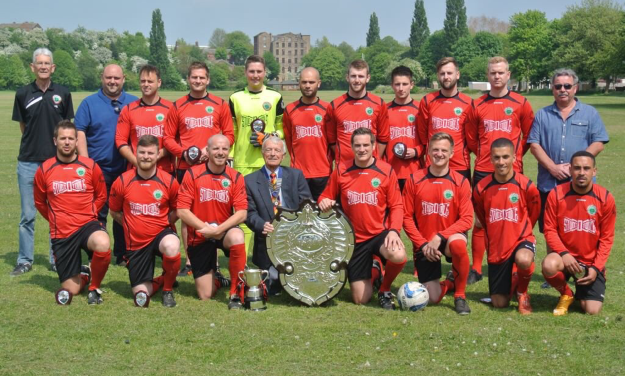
[18,273,59,293]
[2,251,51,269]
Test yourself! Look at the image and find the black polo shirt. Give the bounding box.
[13,81,74,162]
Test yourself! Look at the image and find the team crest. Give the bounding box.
[156,113,165,122]
[504,107,513,116]
[587,205,597,215]
[443,189,453,200]
[454,107,462,116]
[205,106,214,114]
[371,178,381,188]
[221,179,231,188]
[407,114,416,122]
[365,107,374,116]
[262,102,272,111]
[153,190,163,200]
[76,168,85,177]
[314,114,323,123]
[52,95,62,104]
[509,193,519,204]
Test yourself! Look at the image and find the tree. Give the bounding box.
[385,58,426,85]
[209,28,227,48]
[443,0,469,54]
[311,46,345,89]
[263,51,280,81]
[468,16,510,34]
[76,50,100,90]
[419,30,447,77]
[215,47,228,60]
[52,50,82,90]
[452,31,503,68]
[369,52,392,87]
[0,54,29,89]
[461,55,489,84]
[149,8,181,89]
[337,42,355,64]
[209,62,230,89]
[224,31,253,65]
[366,13,381,47]
[117,31,149,59]
[409,0,430,58]
[508,10,553,91]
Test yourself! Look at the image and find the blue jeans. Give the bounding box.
[17,161,54,265]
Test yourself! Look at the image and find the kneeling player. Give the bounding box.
[542,151,616,315]
[319,127,407,310]
[110,135,181,307]
[403,133,473,314]
[34,120,111,304]
[177,135,248,309]
[472,138,540,314]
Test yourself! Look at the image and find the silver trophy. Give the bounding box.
[55,289,73,305]
[573,263,588,281]
[134,291,150,308]
[186,145,201,165]
[251,118,266,133]
[393,142,407,158]
[238,268,269,311]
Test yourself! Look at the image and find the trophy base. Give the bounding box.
[245,296,266,311]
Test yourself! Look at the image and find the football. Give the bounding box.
[397,281,429,311]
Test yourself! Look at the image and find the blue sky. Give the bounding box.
[3,0,623,48]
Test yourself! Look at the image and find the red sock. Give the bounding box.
[516,262,534,294]
[162,254,181,291]
[228,244,247,296]
[544,271,573,297]
[371,255,383,286]
[79,274,89,294]
[151,275,164,295]
[89,250,111,290]
[450,239,469,299]
[379,259,406,292]
[471,226,486,274]
[435,279,454,304]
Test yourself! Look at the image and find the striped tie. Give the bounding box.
[270,172,280,213]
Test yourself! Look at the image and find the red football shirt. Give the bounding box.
[34,156,107,239]
[472,172,540,264]
[318,158,402,243]
[177,164,247,246]
[417,91,472,170]
[283,98,332,179]
[464,91,534,173]
[325,92,389,166]
[384,100,422,179]
[402,168,473,249]
[163,94,234,170]
[109,168,179,250]
[115,98,174,172]
[544,183,616,271]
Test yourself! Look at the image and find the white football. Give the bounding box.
[397,281,429,311]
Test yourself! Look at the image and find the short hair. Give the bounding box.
[245,55,266,70]
[33,47,53,64]
[487,56,509,71]
[137,135,159,149]
[261,135,286,152]
[188,61,209,78]
[570,150,596,166]
[391,65,413,82]
[348,59,369,75]
[436,57,458,72]
[551,68,579,85]
[54,119,76,138]
[430,132,455,148]
[139,64,161,80]
[351,127,375,145]
[490,137,514,152]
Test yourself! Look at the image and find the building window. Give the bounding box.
[295,58,298,64]
[294,49,297,56]
[288,38,291,42]
[288,50,291,55]
[288,67,291,72]
[288,59,291,64]
[288,43,291,47]
[282,42,285,48]
[294,42,298,48]
[282,58,285,63]
[301,49,304,55]
[282,67,285,73]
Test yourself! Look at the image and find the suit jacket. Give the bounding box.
[245,166,311,269]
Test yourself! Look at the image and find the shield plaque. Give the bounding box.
[267,199,354,306]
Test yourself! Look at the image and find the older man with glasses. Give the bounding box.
[75,64,138,266]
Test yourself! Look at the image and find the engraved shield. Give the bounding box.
[267,199,354,306]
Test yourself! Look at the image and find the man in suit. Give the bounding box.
[245,135,311,294]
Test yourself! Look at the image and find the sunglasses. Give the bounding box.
[111,100,121,114]
[554,84,574,90]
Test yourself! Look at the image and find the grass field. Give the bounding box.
[1,89,623,375]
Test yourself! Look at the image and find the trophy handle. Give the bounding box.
[238,270,245,283]
[261,270,269,282]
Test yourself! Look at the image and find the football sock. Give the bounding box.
[228,244,247,296]
[436,279,454,304]
[151,276,164,295]
[471,225,486,274]
[79,274,89,293]
[544,271,573,297]
[450,239,469,299]
[516,262,534,294]
[379,258,406,293]
[162,254,181,291]
[371,255,383,286]
[89,249,110,291]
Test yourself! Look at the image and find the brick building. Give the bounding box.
[254,32,310,82]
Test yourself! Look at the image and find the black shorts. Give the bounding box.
[52,221,106,283]
[307,176,329,201]
[398,179,406,193]
[414,234,467,283]
[175,168,188,184]
[348,231,389,282]
[537,190,550,233]
[125,229,177,287]
[488,240,536,296]
[187,234,234,279]
[564,268,607,302]
[472,170,490,188]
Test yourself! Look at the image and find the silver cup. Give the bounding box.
[238,269,269,311]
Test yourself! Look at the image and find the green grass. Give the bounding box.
[0,90,623,375]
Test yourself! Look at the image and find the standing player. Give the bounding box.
[403,133,473,314]
[319,128,406,310]
[283,67,331,200]
[163,61,234,276]
[464,56,534,284]
[109,135,181,307]
[177,135,248,309]
[542,151,616,315]
[472,138,540,314]
[325,59,389,167]
[116,65,173,173]
[34,120,110,304]
[385,65,421,192]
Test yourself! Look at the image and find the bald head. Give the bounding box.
[101,64,125,99]
[208,134,230,149]
[299,67,321,101]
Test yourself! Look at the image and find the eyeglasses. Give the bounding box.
[111,100,121,114]
[554,84,574,90]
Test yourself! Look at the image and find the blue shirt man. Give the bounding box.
[75,64,137,264]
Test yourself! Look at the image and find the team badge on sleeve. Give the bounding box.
[153,190,163,200]
[509,193,519,204]
[52,95,62,104]
[206,106,214,114]
[444,189,454,200]
[76,168,86,177]
[454,107,462,116]
[156,113,165,121]
[371,177,381,188]
[587,205,597,215]
[504,107,513,116]
[365,107,374,116]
